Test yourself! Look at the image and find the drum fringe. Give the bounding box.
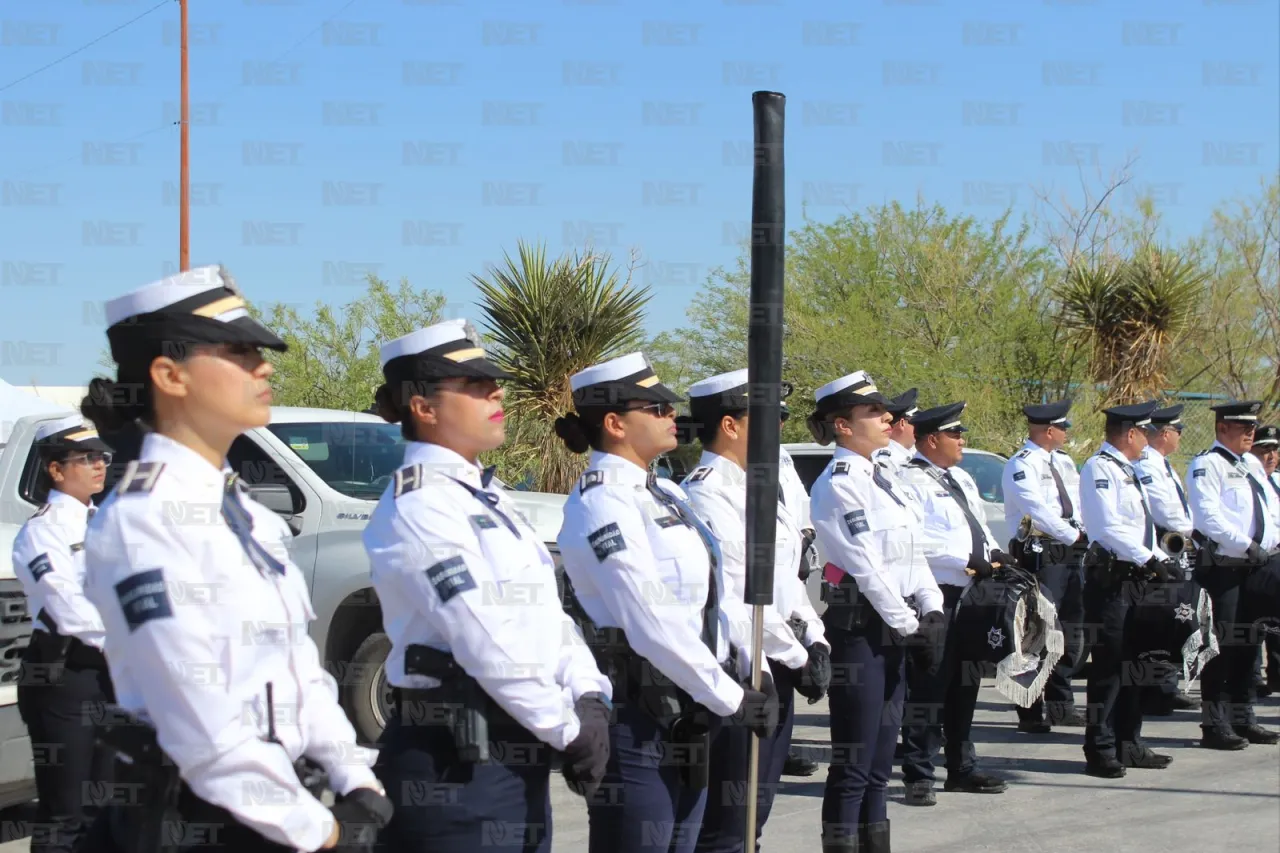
[994,589,1066,709]
[1182,587,1220,684]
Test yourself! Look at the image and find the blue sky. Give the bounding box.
[1,0,1277,385]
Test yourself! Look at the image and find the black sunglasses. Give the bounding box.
[625,402,677,418]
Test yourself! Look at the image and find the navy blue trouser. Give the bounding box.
[1082,578,1144,760]
[695,663,796,853]
[821,616,906,841]
[1197,566,1258,730]
[374,715,552,853]
[587,703,713,853]
[1018,554,1085,724]
[901,584,978,783]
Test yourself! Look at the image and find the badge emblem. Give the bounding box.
[1173,602,1195,623]
[987,627,1005,650]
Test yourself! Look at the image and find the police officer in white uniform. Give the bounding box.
[1078,401,1179,778]
[80,266,391,853]
[1187,400,1280,750]
[362,321,611,853]
[806,371,943,853]
[678,369,830,851]
[1133,405,1199,714]
[14,417,114,853]
[1248,425,1280,695]
[555,353,778,853]
[870,389,918,475]
[896,403,1011,806]
[1001,399,1088,732]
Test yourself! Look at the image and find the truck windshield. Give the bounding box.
[267,422,406,501]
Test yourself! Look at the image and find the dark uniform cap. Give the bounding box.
[1253,425,1279,447]
[1146,404,1185,432]
[887,388,919,422]
[35,415,112,454]
[104,265,287,364]
[570,352,683,409]
[1023,398,1072,427]
[379,319,511,384]
[911,402,968,436]
[812,371,889,417]
[1210,400,1262,422]
[1102,400,1159,429]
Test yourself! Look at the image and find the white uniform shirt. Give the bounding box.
[898,454,997,589]
[363,441,608,752]
[683,451,825,672]
[871,439,912,474]
[810,446,943,635]
[557,451,746,718]
[84,433,377,853]
[1002,440,1082,546]
[1269,471,1280,524]
[1133,445,1193,535]
[1187,441,1280,559]
[1079,442,1166,566]
[778,446,812,531]
[12,489,106,649]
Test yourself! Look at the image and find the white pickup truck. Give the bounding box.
[0,407,569,778]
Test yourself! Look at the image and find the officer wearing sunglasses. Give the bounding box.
[13,416,114,853]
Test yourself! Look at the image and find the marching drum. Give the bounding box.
[1126,575,1219,684]
[951,565,1066,708]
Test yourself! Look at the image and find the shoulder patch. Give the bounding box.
[844,509,869,536]
[579,469,606,494]
[1012,471,1027,482]
[394,464,425,499]
[28,554,53,582]
[1139,475,1153,485]
[115,569,174,632]
[1193,468,1206,478]
[31,503,51,519]
[469,514,498,530]
[118,461,166,496]
[424,555,476,604]
[587,522,627,562]
[1095,479,1109,489]
[685,467,712,484]
[833,460,851,476]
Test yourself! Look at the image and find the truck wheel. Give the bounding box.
[343,632,394,745]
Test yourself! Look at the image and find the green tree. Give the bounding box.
[474,241,650,493]
[256,275,447,411]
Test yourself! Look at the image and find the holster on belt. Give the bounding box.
[821,574,911,645]
[400,644,495,764]
[95,706,183,853]
[1192,537,1260,573]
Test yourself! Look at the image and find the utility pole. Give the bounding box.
[179,0,190,271]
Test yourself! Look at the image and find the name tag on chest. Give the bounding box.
[655,514,684,529]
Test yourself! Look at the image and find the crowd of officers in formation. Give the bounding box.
[8,266,1280,853]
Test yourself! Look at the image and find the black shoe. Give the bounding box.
[784,753,820,777]
[903,780,936,806]
[1053,709,1089,727]
[943,771,1008,794]
[1233,724,1280,745]
[1200,729,1249,750]
[1017,720,1051,734]
[1121,748,1173,769]
[865,820,890,853]
[821,824,859,853]
[1256,683,1274,698]
[1171,692,1198,711]
[1084,755,1126,778]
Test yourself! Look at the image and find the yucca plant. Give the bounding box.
[473,241,651,493]
[1057,247,1205,404]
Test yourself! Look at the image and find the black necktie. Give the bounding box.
[871,465,906,508]
[646,474,720,655]
[1123,463,1157,549]
[1243,469,1268,546]
[223,474,286,576]
[1163,457,1191,516]
[941,469,989,563]
[1049,458,1074,519]
[447,476,521,539]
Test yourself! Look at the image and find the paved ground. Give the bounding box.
[0,684,1275,852]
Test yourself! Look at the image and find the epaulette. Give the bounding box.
[1015,449,1031,460]
[833,460,851,476]
[684,466,713,484]
[31,503,51,519]
[393,464,425,499]
[117,461,166,496]
[578,469,606,495]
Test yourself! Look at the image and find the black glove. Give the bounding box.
[989,549,1017,570]
[1144,556,1181,583]
[330,787,394,851]
[798,529,818,582]
[911,611,948,675]
[967,553,995,580]
[795,643,831,703]
[1247,542,1267,563]
[733,671,779,738]
[1075,530,1088,546]
[562,693,611,799]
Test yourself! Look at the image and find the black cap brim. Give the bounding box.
[226,315,288,352]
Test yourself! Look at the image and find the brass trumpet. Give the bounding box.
[1159,530,1187,556]
[1015,514,1048,543]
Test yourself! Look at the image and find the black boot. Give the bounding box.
[865,820,891,853]
[821,823,859,853]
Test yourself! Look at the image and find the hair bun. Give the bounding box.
[373,384,401,424]
[554,413,591,454]
[80,377,135,434]
[806,412,834,447]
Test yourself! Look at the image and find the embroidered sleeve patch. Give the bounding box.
[1012,471,1027,482]
[1095,479,1109,489]
[1140,475,1153,485]
[587,522,627,561]
[1193,469,1206,479]
[28,554,53,582]
[579,470,605,494]
[844,509,869,536]
[425,555,476,604]
[115,569,174,632]
[470,515,498,530]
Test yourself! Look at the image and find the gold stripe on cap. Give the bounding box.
[442,347,486,363]
[636,375,660,388]
[64,429,98,442]
[192,295,246,318]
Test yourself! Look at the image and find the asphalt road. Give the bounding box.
[1,683,1275,853]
